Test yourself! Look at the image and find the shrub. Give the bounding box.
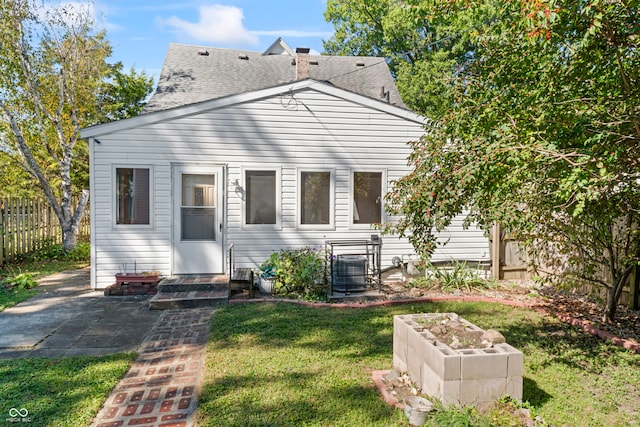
[17,240,90,263]
[259,247,328,300]
[1,270,38,290]
[410,260,495,292]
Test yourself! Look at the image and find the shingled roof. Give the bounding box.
[143,38,406,113]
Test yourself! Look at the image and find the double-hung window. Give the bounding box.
[116,167,150,225]
[352,171,384,225]
[299,170,334,228]
[245,169,280,227]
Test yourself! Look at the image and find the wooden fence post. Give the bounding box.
[0,198,4,267]
[630,265,639,310]
[491,222,501,280]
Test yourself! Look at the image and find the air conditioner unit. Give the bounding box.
[332,255,367,292]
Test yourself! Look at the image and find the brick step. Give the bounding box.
[157,275,229,293]
[149,290,229,310]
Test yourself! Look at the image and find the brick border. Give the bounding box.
[230,296,639,354]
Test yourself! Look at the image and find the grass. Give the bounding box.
[0,353,136,426]
[0,258,89,312]
[198,301,640,426]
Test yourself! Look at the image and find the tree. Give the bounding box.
[324,0,500,119]
[325,0,640,322]
[0,0,153,248]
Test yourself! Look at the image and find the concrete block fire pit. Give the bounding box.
[393,313,523,406]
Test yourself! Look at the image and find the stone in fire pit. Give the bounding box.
[393,313,523,406]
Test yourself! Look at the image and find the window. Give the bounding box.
[353,171,383,225]
[300,170,333,227]
[245,170,277,225]
[116,168,150,225]
[181,174,216,241]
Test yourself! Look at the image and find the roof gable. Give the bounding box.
[262,37,295,56]
[81,79,424,139]
[143,39,406,113]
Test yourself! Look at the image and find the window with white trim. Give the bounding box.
[352,171,383,225]
[116,167,150,225]
[299,170,333,228]
[245,170,278,225]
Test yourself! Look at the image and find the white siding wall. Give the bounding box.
[90,89,489,288]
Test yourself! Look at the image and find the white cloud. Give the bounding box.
[158,4,258,46]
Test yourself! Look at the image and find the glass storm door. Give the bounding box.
[172,165,224,274]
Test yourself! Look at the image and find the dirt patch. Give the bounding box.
[413,314,490,349]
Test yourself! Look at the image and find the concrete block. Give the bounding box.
[506,376,523,401]
[420,362,442,397]
[495,343,524,377]
[461,350,508,380]
[459,377,507,405]
[420,362,461,404]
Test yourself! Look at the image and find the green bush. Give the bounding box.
[259,247,328,300]
[17,240,90,263]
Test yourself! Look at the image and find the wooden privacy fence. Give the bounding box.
[0,197,90,266]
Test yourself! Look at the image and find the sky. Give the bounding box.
[82,0,335,87]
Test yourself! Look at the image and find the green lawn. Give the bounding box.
[198,301,640,426]
[0,353,136,427]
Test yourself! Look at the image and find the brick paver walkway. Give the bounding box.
[91,308,214,427]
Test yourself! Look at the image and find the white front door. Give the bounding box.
[172,165,224,274]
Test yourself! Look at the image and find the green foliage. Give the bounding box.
[17,240,91,263]
[0,1,151,248]
[324,0,502,119]
[485,397,548,427]
[259,247,328,300]
[425,403,490,427]
[411,261,495,292]
[1,271,37,290]
[0,353,136,426]
[325,0,640,322]
[96,61,154,124]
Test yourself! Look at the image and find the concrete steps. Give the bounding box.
[149,275,229,310]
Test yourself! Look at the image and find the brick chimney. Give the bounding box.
[295,47,310,80]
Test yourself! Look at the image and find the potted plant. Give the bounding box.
[115,262,159,285]
[257,253,278,294]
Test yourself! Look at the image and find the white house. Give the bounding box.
[81,39,489,290]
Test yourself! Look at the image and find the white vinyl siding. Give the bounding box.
[87,86,489,289]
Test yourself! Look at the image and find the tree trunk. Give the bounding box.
[60,189,89,251]
[603,265,634,324]
[603,284,618,324]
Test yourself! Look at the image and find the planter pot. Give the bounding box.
[115,274,159,285]
[403,396,433,426]
[258,276,275,294]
